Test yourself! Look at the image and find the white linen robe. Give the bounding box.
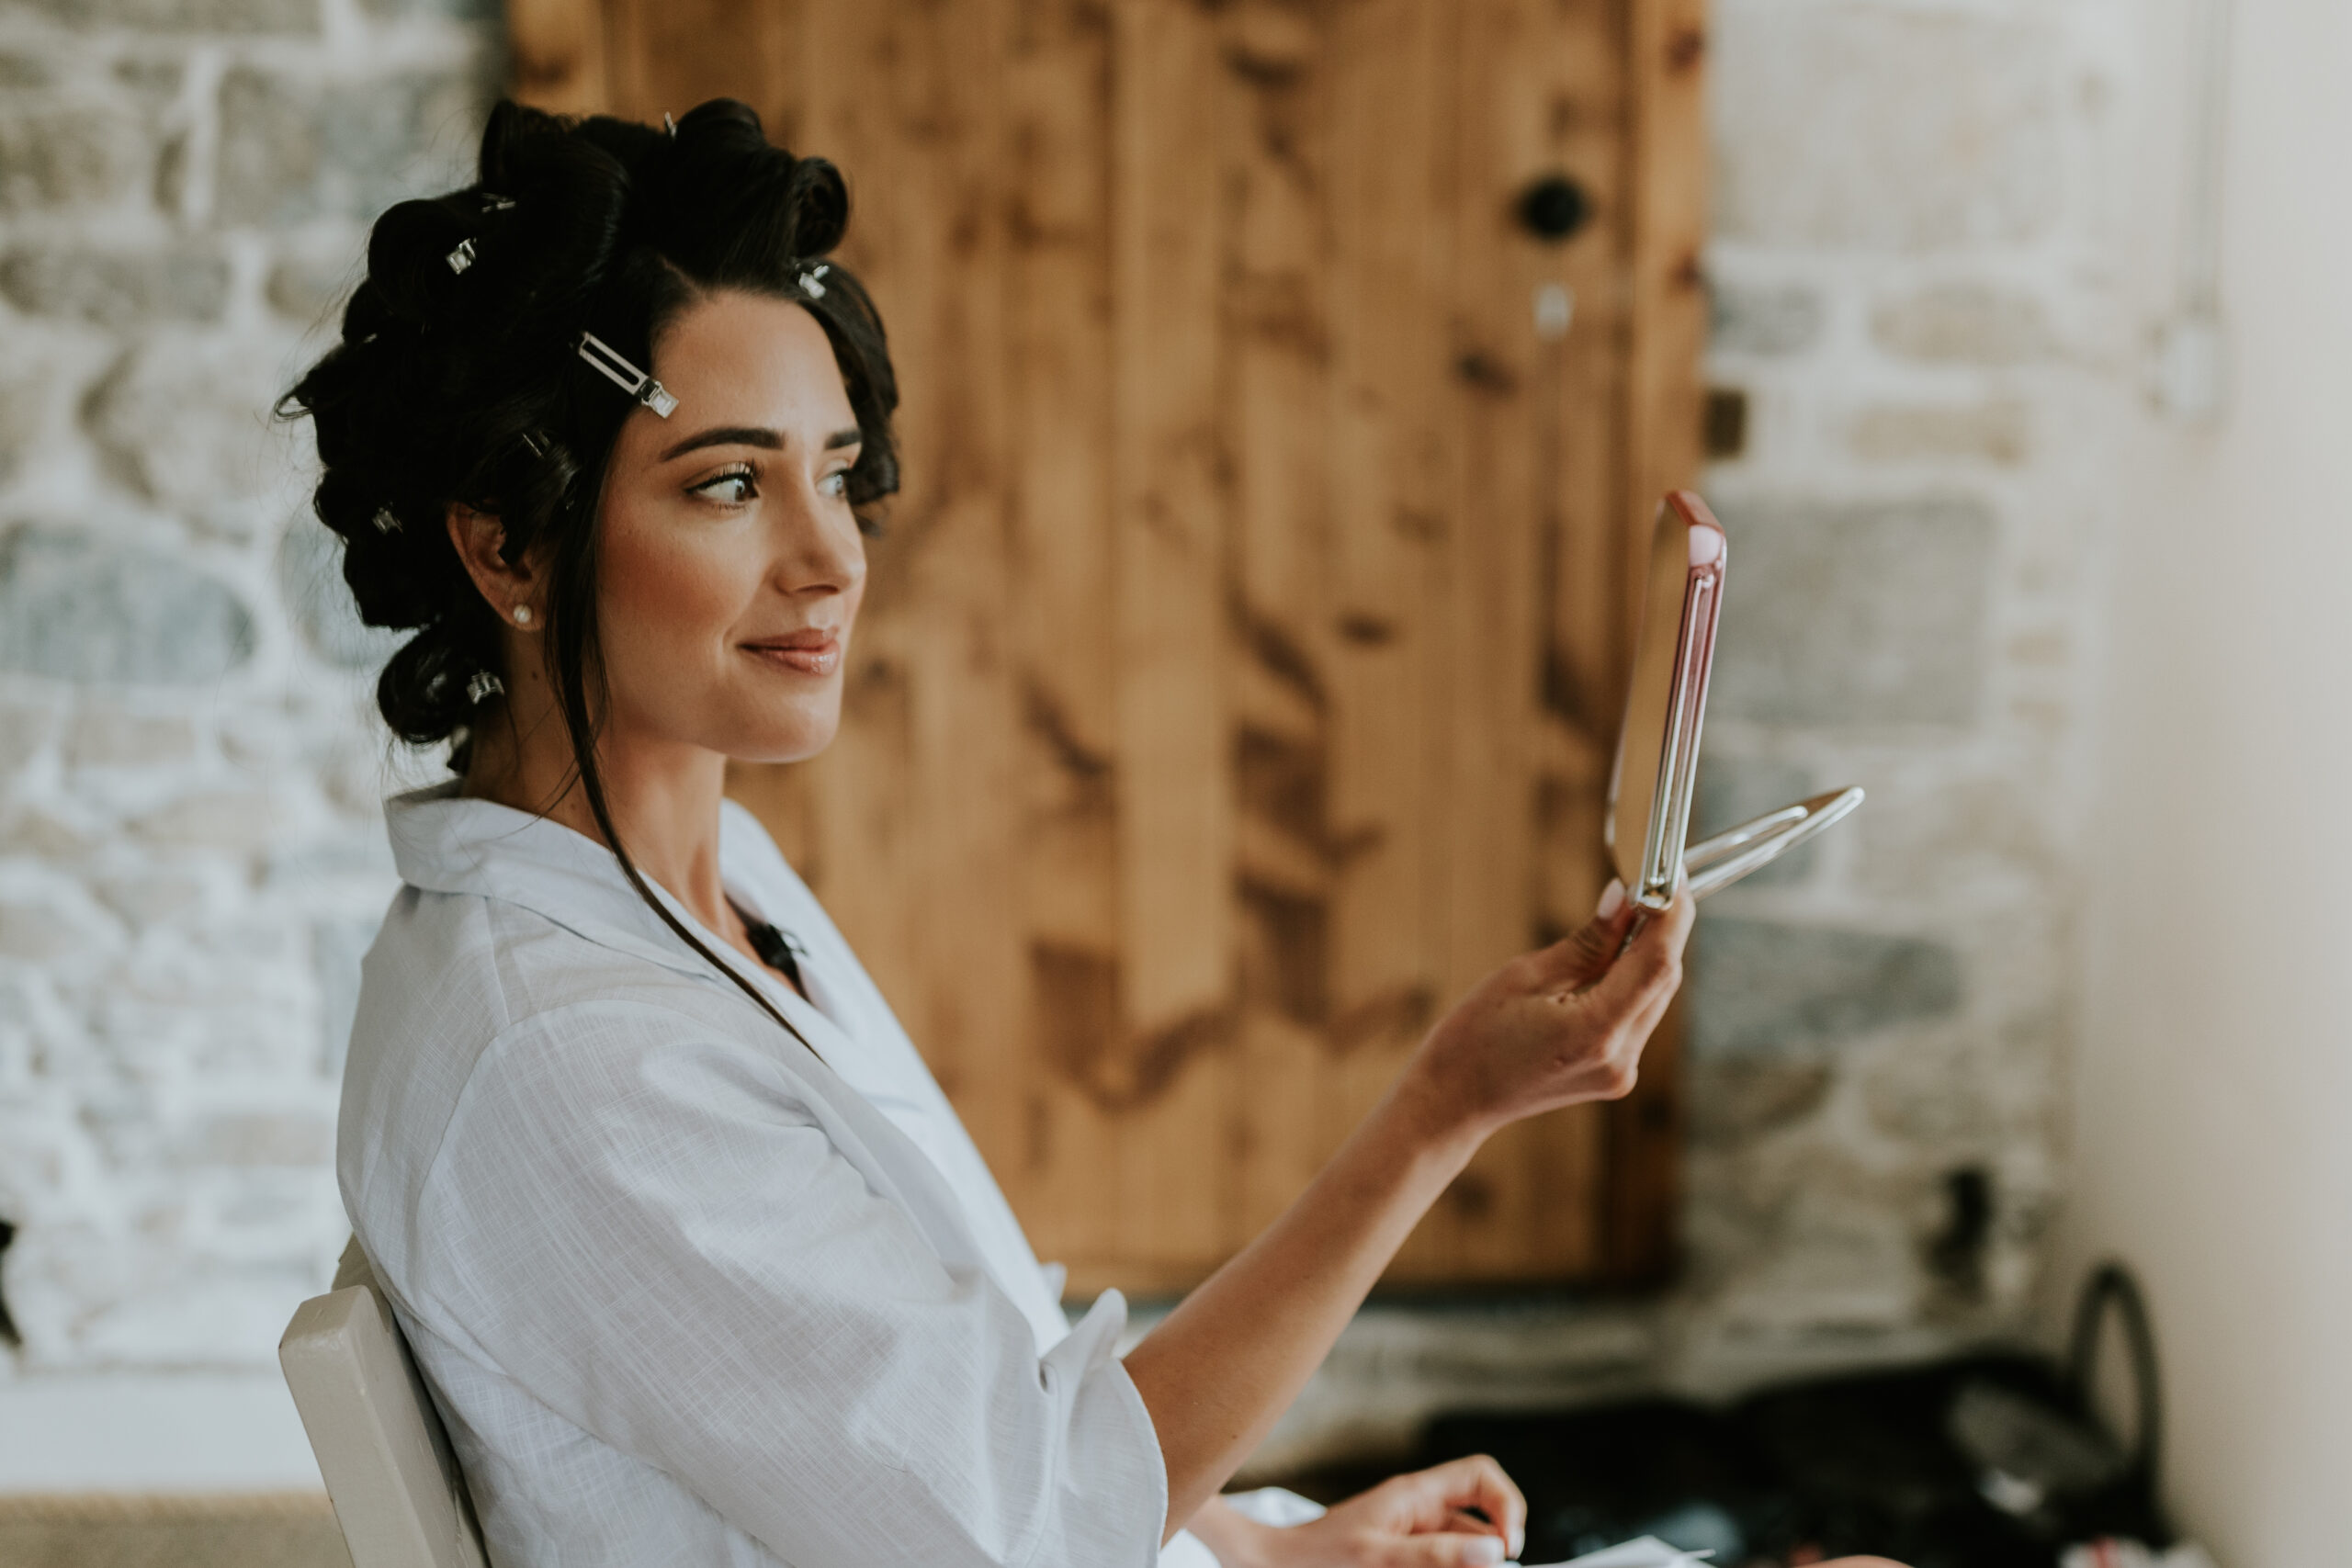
[340,783,1213,1567]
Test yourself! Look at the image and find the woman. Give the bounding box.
[295,98,1708,1568]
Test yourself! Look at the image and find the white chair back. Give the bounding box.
[278,1238,489,1568]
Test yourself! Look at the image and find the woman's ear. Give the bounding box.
[446,503,542,630]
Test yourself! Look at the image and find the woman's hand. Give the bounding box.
[1398,883,1692,1142]
[1193,1457,1527,1567]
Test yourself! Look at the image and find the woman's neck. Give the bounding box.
[459,651,734,937]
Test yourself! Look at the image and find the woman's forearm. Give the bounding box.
[1122,890,1690,1544]
[1124,1073,1487,1539]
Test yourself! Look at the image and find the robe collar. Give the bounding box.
[384,781,801,1002]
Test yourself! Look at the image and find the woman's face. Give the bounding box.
[592,288,868,766]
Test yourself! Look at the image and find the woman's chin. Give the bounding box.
[719,707,842,767]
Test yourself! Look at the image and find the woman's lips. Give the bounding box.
[741,632,842,677]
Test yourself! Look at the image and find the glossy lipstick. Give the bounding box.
[741,628,842,677]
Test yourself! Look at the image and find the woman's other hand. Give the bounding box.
[1195,1456,1526,1567]
[1401,881,1692,1141]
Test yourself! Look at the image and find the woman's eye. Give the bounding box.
[818,469,850,500]
[690,468,757,504]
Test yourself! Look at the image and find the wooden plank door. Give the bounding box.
[510,0,1706,1294]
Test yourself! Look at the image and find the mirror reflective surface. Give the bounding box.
[1606,491,1726,909]
[1603,491,1866,910]
[1684,786,1865,899]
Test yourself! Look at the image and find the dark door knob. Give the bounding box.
[1517,174,1593,242]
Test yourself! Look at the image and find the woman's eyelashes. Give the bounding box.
[684,463,854,507]
[687,464,759,505]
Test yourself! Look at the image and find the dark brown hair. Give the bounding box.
[282,97,899,1039]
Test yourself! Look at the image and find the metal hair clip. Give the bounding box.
[520,431,548,457]
[480,191,516,211]
[372,504,401,535]
[446,238,476,275]
[575,332,678,418]
[797,263,830,299]
[466,669,504,705]
[663,112,678,137]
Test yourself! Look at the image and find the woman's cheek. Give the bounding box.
[598,514,731,700]
[645,513,735,633]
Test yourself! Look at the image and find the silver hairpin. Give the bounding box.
[481,191,516,211]
[663,112,678,137]
[466,669,504,705]
[372,504,401,535]
[797,263,830,299]
[446,237,476,275]
[575,332,678,418]
[520,431,548,457]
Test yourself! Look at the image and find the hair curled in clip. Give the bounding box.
[281,96,899,762]
[281,96,900,1059]
[576,331,678,418]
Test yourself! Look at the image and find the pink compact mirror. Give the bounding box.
[1605,491,1863,911]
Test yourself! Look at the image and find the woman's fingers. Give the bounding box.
[1371,1454,1525,1558]
[1369,1531,1512,1566]
[1521,892,1688,1103]
[1527,880,1640,989]
[1572,891,1691,1015]
[1409,888,1691,1130]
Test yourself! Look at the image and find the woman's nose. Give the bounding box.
[773,489,865,596]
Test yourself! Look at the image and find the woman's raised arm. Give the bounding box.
[1123,887,1694,1542]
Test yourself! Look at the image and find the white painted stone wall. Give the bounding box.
[1672,0,2138,1382]
[0,0,2156,1489]
[0,0,492,1419]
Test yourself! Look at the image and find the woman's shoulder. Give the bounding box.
[338,887,809,1204]
[356,881,718,1047]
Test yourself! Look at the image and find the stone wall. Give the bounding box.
[0,0,492,1391]
[1673,0,2130,1387]
[0,0,2141,1487]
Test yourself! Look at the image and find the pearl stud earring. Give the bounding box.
[513,605,533,626]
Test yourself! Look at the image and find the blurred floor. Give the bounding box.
[0,1495,349,1568]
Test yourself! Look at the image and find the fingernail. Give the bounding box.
[1510,1526,1526,1559]
[1459,1539,1506,1566]
[1595,878,1625,919]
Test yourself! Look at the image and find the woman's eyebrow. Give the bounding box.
[661,425,784,461]
[658,425,863,461]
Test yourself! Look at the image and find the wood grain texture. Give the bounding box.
[506,0,608,115]
[1001,0,1125,1261]
[1322,0,1452,1284]
[514,0,1705,1295]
